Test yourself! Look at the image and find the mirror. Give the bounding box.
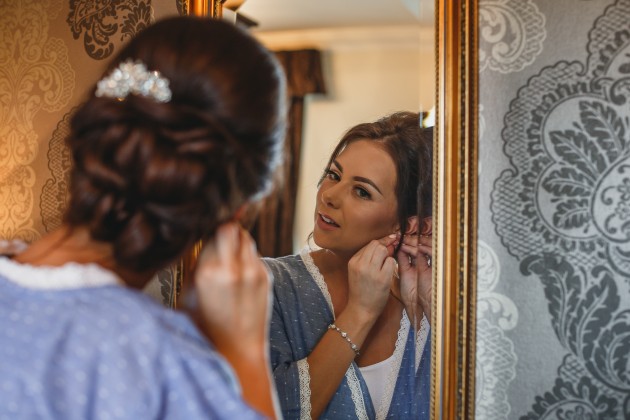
[0,0,437,416]
[236,0,435,258]
[224,0,442,418]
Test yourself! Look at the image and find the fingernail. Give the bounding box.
[389,234,397,238]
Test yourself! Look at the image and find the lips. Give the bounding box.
[319,213,339,227]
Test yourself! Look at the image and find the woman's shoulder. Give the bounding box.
[262,250,332,309]
[262,253,304,274]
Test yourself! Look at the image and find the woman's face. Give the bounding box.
[313,140,399,255]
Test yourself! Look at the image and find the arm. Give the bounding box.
[189,223,280,419]
[270,300,376,419]
[271,239,396,419]
[303,307,378,418]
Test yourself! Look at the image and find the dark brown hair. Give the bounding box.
[65,16,286,272]
[321,112,433,247]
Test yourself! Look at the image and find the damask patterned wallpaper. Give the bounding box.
[0,0,183,305]
[476,0,630,418]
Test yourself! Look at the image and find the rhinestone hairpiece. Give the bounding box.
[95,59,172,103]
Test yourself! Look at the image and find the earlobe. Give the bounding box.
[420,216,432,236]
[405,216,420,235]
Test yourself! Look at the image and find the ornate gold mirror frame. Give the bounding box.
[179,4,481,418]
[187,0,226,17]
[432,0,478,418]
[170,0,226,308]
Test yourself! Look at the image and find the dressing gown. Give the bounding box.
[264,250,431,420]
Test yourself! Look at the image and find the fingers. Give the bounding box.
[348,239,397,291]
[403,233,433,264]
[197,223,238,265]
[383,256,397,278]
[368,241,396,274]
[418,241,432,257]
[191,223,271,351]
[379,234,399,257]
[196,223,269,291]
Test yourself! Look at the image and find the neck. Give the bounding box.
[310,248,352,278]
[13,225,156,289]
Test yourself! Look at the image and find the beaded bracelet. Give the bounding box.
[328,324,360,356]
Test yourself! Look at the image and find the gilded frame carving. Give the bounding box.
[432,0,478,418]
[171,0,227,308]
[187,0,227,18]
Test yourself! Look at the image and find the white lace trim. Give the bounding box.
[347,364,370,420]
[0,257,123,290]
[375,310,410,420]
[300,247,368,419]
[300,247,335,317]
[415,316,430,371]
[297,358,312,420]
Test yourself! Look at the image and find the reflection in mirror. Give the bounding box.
[238,0,435,258]
[233,1,436,418]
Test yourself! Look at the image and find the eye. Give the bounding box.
[355,186,372,199]
[325,169,340,181]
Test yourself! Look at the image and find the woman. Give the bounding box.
[264,112,433,419]
[0,17,286,419]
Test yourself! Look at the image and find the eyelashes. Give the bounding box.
[324,169,372,200]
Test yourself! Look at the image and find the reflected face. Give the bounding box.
[313,140,399,255]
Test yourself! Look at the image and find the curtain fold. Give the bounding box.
[250,49,326,257]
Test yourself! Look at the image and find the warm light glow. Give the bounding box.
[423,106,435,127]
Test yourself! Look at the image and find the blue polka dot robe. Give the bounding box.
[264,250,431,420]
[0,257,266,420]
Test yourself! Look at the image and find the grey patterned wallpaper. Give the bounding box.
[476,0,630,418]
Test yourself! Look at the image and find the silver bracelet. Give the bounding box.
[328,324,360,356]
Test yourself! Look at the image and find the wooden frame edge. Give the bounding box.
[432,0,478,418]
[174,0,227,308]
[189,0,227,17]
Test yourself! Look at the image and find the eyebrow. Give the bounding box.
[332,160,383,195]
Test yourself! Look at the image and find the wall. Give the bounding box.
[254,25,435,250]
[0,0,183,305]
[476,0,630,418]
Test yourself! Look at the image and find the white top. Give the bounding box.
[358,354,396,414]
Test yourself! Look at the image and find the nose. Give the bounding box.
[320,183,341,209]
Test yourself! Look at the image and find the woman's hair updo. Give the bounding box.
[65,16,287,272]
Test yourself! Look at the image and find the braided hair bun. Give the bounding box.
[65,17,286,272]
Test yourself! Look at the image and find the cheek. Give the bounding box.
[353,206,398,238]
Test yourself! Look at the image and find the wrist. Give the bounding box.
[341,302,380,327]
[213,337,269,364]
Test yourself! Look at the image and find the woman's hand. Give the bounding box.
[394,232,433,325]
[416,234,433,323]
[345,237,398,322]
[188,222,279,418]
[191,222,272,356]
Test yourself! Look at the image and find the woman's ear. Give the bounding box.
[404,216,420,235]
[420,216,433,236]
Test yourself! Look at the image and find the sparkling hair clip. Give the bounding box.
[95,59,172,103]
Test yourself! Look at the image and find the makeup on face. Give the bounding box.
[312,140,399,254]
